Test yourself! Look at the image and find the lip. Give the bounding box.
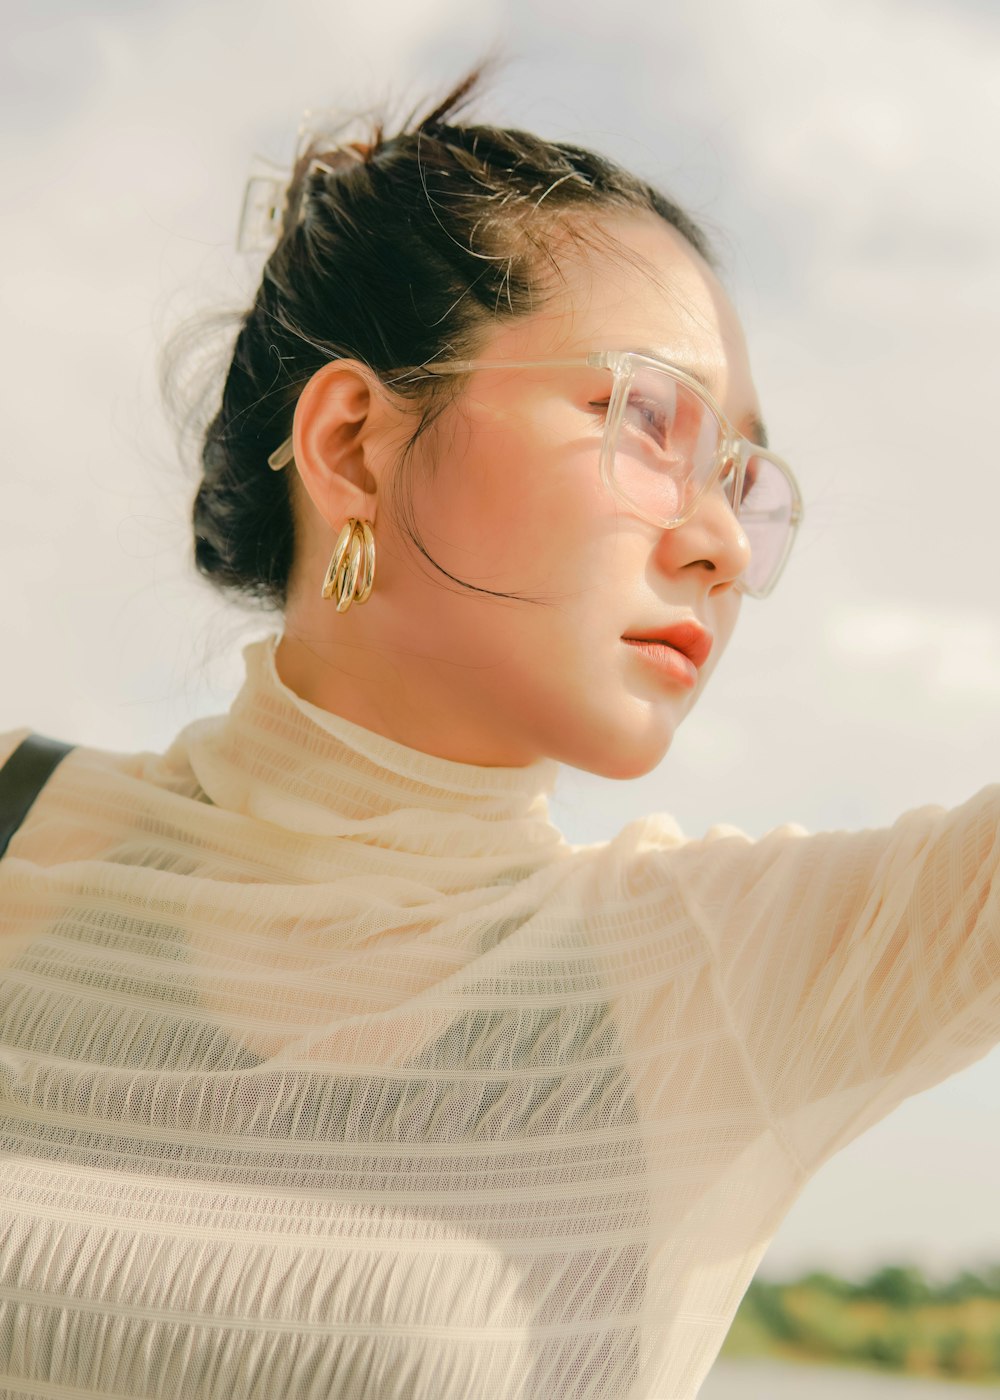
[621,619,714,670]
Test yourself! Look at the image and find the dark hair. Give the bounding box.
[169,57,722,614]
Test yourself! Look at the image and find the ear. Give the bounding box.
[290,360,404,530]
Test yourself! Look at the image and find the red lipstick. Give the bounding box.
[621,620,713,670]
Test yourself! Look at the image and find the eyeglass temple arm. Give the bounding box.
[266,359,804,523]
[265,358,598,470]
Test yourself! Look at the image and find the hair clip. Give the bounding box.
[307,156,336,180]
[236,111,377,256]
[294,105,377,169]
[236,157,292,254]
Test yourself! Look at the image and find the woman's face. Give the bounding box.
[284,210,767,779]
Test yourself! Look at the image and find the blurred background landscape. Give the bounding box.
[716,1262,1000,1388]
[3,0,999,1390]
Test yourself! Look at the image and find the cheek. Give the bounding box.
[415,416,525,563]
[414,415,609,595]
[699,599,741,686]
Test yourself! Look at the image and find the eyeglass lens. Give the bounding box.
[610,364,796,595]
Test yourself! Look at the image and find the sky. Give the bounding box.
[2,0,999,1281]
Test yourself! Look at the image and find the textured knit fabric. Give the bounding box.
[0,629,998,1400]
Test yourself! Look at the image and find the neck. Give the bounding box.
[273,626,542,768]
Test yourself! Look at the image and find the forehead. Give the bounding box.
[490,211,754,405]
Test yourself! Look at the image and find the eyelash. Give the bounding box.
[588,396,670,441]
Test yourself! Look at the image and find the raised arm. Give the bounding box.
[656,784,1000,1172]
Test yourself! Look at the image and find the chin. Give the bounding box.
[545,687,683,780]
[591,725,677,782]
[608,747,673,781]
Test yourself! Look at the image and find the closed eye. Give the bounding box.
[588,396,674,450]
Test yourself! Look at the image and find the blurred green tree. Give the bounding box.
[858,1264,931,1308]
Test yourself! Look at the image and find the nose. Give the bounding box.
[661,478,752,592]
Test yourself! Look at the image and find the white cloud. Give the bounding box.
[827,604,1000,699]
[710,0,1000,256]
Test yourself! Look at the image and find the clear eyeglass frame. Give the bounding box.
[267,349,805,599]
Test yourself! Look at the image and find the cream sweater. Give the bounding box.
[0,630,997,1400]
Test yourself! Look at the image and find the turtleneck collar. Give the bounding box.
[173,631,568,862]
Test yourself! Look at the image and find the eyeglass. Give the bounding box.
[268,349,804,599]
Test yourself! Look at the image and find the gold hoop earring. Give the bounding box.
[320,518,376,611]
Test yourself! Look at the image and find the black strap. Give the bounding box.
[0,733,77,860]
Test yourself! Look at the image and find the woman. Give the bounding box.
[0,61,996,1400]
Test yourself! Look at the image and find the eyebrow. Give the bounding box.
[630,347,770,449]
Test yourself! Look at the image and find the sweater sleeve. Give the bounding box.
[658,784,1000,1172]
